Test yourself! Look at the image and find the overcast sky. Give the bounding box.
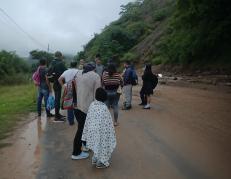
[0,0,133,57]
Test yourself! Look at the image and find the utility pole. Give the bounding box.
[47,44,50,52]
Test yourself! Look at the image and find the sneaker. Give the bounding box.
[92,157,97,165]
[82,145,89,152]
[122,105,131,110]
[57,114,66,118]
[53,118,65,122]
[143,104,151,109]
[139,103,147,106]
[114,122,119,126]
[96,162,109,169]
[47,113,55,118]
[71,152,89,160]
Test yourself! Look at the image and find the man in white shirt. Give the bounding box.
[58,61,78,125]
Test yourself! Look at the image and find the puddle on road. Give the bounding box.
[0,113,48,179]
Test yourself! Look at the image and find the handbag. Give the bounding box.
[46,95,55,111]
[32,67,40,86]
[62,80,75,110]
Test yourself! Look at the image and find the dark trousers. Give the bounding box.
[54,88,61,117]
[140,88,147,105]
[72,109,87,155]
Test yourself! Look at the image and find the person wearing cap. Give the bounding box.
[71,62,101,160]
[58,61,79,125]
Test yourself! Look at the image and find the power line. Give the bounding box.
[0,7,47,50]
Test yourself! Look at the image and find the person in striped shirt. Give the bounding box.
[102,64,123,126]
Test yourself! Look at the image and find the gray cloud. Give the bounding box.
[0,0,133,56]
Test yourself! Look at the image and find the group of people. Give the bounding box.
[35,51,158,169]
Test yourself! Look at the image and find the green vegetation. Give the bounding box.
[0,50,30,85]
[76,0,231,70]
[0,84,36,139]
[159,0,231,67]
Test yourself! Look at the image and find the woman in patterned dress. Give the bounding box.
[82,88,116,169]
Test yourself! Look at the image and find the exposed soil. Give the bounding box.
[0,83,231,179]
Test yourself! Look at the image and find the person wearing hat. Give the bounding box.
[71,62,101,160]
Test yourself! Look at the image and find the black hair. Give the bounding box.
[54,51,62,58]
[70,61,77,68]
[95,87,107,102]
[107,64,116,77]
[95,53,101,58]
[125,60,131,65]
[39,58,46,65]
[144,64,153,76]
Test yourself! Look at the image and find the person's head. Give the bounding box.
[124,60,130,68]
[54,51,63,59]
[107,63,116,77]
[95,54,101,64]
[95,87,107,102]
[145,64,152,73]
[79,59,85,65]
[83,62,96,73]
[39,58,46,66]
[70,61,77,68]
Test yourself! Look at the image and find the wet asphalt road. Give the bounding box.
[36,85,231,179]
[0,85,230,179]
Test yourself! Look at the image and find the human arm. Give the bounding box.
[45,75,52,92]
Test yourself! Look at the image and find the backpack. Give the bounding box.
[152,74,158,89]
[32,67,40,86]
[131,69,138,86]
[47,60,56,83]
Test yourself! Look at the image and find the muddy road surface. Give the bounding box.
[0,85,231,179]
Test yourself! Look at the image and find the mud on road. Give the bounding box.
[0,84,231,179]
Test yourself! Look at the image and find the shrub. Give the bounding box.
[121,52,139,62]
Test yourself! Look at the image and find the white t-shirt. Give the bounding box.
[60,68,79,83]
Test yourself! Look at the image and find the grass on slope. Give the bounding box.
[0,84,36,139]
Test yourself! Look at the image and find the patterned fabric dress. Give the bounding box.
[82,100,116,166]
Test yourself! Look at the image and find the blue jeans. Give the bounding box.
[37,88,50,116]
[67,109,75,125]
[105,90,120,122]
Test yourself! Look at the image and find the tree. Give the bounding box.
[29,50,54,65]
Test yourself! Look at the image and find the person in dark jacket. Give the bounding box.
[48,51,67,122]
[140,64,158,109]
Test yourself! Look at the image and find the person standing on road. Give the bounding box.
[71,62,101,160]
[37,58,54,118]
[102,63,123,126]
[82,87,116,169]
[140,64,158,109]
[48,51,67,122]
[122,61,134,110]
[58,61,78,125]
[95,54,104,77]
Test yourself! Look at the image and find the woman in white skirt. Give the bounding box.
[82,87,116,169]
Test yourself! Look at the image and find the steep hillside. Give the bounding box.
[75,0,231,72]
